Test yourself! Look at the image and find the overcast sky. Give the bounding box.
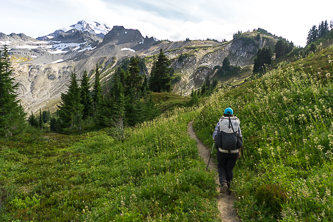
[1,0,333,47]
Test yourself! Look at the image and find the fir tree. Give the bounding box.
[42,110,51,123]
[149,49,172,92]
[50,118,57,132]
[222,57,231,72]
[93,64,102,111]
[57,72,83,129]
[274,40,286,58]
[28,111,38,128]
[127,56,143,99]
[80,70,93,119]
[112,74,125,138]
[39,108,43,130]
[253,47,272,73]
[307,25,318,45]
[0,45,26,137]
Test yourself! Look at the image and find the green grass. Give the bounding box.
[150,92,191,113]
[193,46,333,221]
[0,108,219,221]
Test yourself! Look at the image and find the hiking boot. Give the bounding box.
[220,184,228,193]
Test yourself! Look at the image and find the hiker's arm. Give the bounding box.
[212,122,220,141]
[238,126,242,158]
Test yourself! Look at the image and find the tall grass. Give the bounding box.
[193,48,333,221]
[0,107,219,221]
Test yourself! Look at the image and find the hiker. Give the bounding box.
[213,107,243,193]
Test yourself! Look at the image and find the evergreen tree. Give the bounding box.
[112,75,125,138]
[39,108,43,130]
[253,47,272,73]
[149,56,158,92]
[127,56,143,99]
[57,72,83,129]
[274,40,286,58]
[93,64,102,111]
[28,111,38,128]
[80,70,93,119]
[222,57,231,72]
[42,110,51,123]
[0,45,26,137]
[307,25,318,45]
[309,43,317,53]
[50,118,57,132]
[149,49,172,92]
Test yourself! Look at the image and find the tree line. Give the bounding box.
[307,20,332,45]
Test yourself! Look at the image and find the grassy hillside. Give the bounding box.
[0,108,219,221]
[150,92,191,113]
[193,46,333,221]
[3,34,333,221]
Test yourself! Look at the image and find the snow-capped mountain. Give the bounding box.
[69,20,111,38]
[37,20,111,40]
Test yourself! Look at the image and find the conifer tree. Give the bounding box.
[0,45,26,137]
[222,57,231,72]
[50,118,57,132]
[253,47,272,73]
[127,56,143,99]
[39,108,43,130]
[28,111,38,128]
[57,72,83,129]
[93,64,102,111]
[80,70,93,119]
[149,49,172,92]
[307,25,318,45]
[274,40,286,58]
[42,110,51,123]
[112,73,125,138]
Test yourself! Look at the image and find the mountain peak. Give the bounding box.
[37,20,111,40]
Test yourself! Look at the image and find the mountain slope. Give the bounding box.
[6,27,280,114]
[193,44,333,221]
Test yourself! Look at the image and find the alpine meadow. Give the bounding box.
[2,16,333,222]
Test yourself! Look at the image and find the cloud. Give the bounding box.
[1,0,333,46]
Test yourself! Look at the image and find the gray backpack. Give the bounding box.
[215,116,242,150]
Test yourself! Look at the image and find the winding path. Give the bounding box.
[187,121,239,222]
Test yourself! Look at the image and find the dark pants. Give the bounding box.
[216,151,238,187]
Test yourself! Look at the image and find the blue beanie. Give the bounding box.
[224,107,233,115]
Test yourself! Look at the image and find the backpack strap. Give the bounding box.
[228,116,236,154]
[228,116,235,133]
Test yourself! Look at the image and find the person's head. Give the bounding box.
[223,107,233,117]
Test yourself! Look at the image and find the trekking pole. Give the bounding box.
[206,142,215,170]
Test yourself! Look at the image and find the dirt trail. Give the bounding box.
[187,121,239,222]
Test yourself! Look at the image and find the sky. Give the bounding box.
[1,0,333,47]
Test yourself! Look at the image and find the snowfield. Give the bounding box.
[121,48,135,52]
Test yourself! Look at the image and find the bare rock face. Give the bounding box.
[53,29,102,43]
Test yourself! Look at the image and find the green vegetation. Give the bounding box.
[3,19,333,222]
[307,20,330,45]
[193,45,333,221]
[0,109,219,221]
[0,46,26,137]
[150,92,191,113]
[253,47,273,73]
[149,49,172,92]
